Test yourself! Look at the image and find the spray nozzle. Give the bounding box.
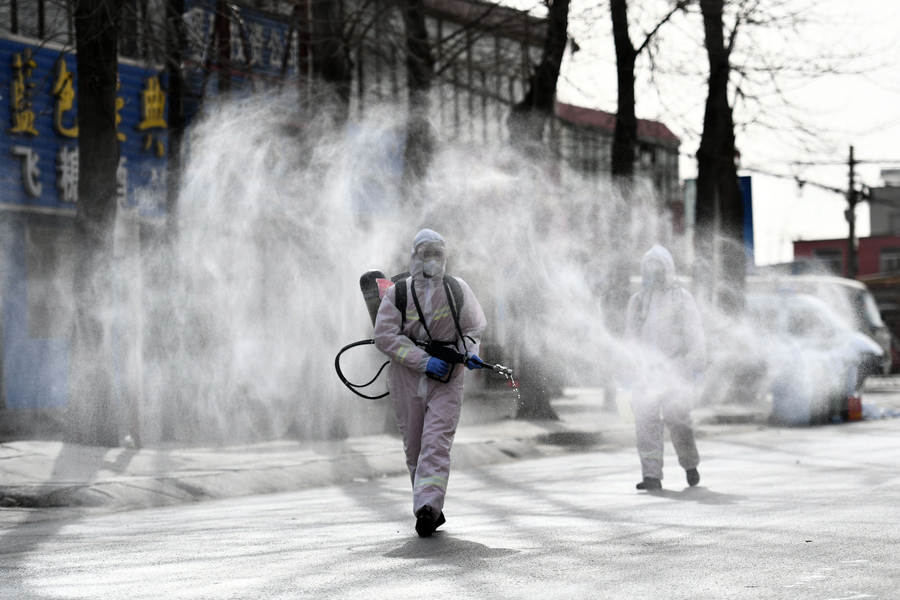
[471,356,512,377]
[490,363,514,377]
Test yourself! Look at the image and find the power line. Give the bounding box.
[740,165,844,195]
[787,158,900,167]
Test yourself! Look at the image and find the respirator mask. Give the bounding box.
[642,260,665,291]
[417,243,446,279]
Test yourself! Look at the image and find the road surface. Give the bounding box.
[1,418,899,599]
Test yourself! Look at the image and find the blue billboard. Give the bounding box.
[1,36,168,215]
[180,0,308,116]
[1,35,169,410]
[740,175,754,265]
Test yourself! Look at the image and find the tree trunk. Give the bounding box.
[696,0,744,314]
[310,0,352,124]
[507,1,569,421]
[165,0,185,238]
[142,0,186,443]
[508,0,569,151]
[70,0,124,446]
[215,0,231,94]
[400,0,435,187]
[610,0,637,180]
[606,0,638,341]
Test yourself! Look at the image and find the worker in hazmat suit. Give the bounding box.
[374,229,487,537]
[625,244,706,492]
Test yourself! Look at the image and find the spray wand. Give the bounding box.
[467,355,514,377]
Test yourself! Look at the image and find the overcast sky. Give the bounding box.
[509,0,900,266]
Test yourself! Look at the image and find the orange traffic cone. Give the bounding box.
[846,393,863,421]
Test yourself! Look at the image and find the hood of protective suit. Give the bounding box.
[409,229,447,281]
[641,244,676,290]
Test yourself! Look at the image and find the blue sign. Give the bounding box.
[740,175,754,265]
[1,36,170,410]
[0,36,168,216]
[181,0,307,115]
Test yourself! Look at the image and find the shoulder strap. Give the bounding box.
[410,281,433,342]
[443,276,469,352]
[395,278,407,328]
[676,287,686,354]
[635,290,647,331]
[445,276,465,314]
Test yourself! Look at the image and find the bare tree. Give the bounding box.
[694,0,744,314]
[621,0,854,311]
[605,0,691,333]
[400,0,436,187]
[505,0,570,421]
[610,0,690,180]
[69,0,126,446]
[310,0,353,122]
[508,0,570,152]
[165,0,186,236]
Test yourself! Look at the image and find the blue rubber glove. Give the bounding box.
[426,357,450,378]
[465,354,484,370]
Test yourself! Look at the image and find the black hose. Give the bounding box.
[335,339,513,398]
[334,339,390,400]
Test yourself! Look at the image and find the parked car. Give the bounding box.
[745,274,891,376]
[744,292,884,425]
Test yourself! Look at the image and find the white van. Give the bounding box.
[745,274,891,376]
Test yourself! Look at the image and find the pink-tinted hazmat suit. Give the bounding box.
[625,245,706,482]
[374,230,487,518]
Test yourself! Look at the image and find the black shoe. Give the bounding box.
[636,477,662,491]
[415,507,445,537]
[686,468,700,487]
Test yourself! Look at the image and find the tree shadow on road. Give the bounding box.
[645,486,747,505]
[384,534,520,565]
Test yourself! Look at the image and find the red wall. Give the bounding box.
[793,238,848,275]
[860,236,900,275]
[794,236,900,277]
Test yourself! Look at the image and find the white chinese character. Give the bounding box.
[286,34,299,72]
[248,24,265,68]
[230,21,247,64]
[117,156,129,207]
[11,146,42,197]
[149,167,166,190]
[56,146,79,203]
[144,167,167,211]
[268,29,285,70]
[183,8,213,63]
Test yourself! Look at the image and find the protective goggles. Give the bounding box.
[416,243,446,261]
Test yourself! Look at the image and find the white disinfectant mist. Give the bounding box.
[130,89,861,446]
[130,90,692,444]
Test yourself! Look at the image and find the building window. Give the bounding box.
[879,247,900,273]
[813,248,843,274]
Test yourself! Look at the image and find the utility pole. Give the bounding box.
[846,145,858,279]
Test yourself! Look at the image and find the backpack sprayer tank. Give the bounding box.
[334,270,514,399]
[359,269,387,327]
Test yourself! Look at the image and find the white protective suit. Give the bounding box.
[625,245,706,482]
[374,229,487,519]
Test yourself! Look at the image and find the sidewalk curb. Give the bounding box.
[0,389,780,524]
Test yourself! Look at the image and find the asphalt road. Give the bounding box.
[1,415,899,600]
